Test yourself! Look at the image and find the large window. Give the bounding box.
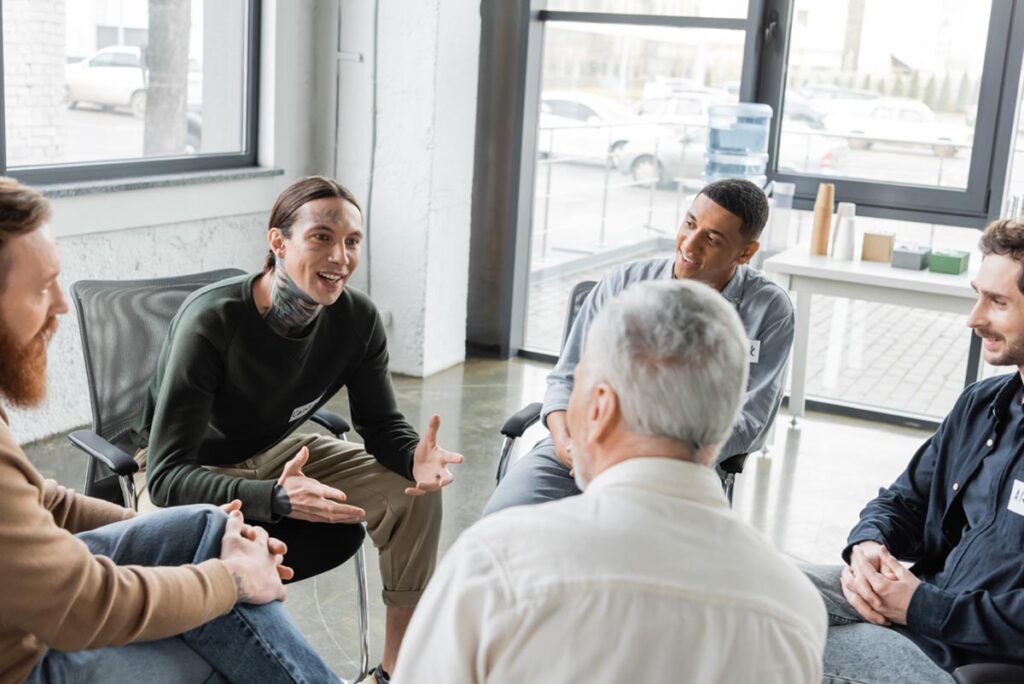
[760,0,1017,224]
[507,0,1024,422]
[522,6,754,353]
[776,1,990,190]
[1,0,258,183]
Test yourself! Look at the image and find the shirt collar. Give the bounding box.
[988,372,1023,423]
[720,265,747,305]
[663,259,747,305]
[585,456,729,509]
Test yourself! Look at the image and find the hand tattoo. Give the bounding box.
[232,573,251,603]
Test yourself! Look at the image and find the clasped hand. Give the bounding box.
[218,500,293,605]
[841,541,921,626]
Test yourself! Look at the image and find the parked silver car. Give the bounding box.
[538,91,704,186]
[821,97,971,158]
[65,46,147,118]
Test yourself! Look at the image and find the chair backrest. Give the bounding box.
[561,280,597,352]
[71,269,245,473]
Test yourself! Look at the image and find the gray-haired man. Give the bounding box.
[485,177,794,515]
[393,280,826,682]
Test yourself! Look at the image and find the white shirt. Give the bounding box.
[394,457,826,684]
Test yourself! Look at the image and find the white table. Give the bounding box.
[762,246,982,420]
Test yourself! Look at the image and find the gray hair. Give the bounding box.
[580,280,749,462]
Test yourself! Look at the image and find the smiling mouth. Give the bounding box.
[678,252,700,267]
[317,271,345,283]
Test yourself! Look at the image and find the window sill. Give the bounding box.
[41,167,288,238]
[38,166,284,199]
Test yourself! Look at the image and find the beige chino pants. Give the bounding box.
[136,433,442,608]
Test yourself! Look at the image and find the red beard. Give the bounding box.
[0,315,57,407]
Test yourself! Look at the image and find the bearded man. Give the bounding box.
[0,177,341,684]
[802,219,1024,683]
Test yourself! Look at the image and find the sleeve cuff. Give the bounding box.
[236,478,279,523]
[540,403,569,429]
[271,485,292,518]
[905,581,954,639]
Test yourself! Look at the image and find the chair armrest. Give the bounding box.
[953,663,1024,684]
[68,430,139,477]
[719,453,749,475]
[501,402,543,439]
[310,409,352,438]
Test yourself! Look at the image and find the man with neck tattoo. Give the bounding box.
[135,176,462,683]
[0,177,341,684]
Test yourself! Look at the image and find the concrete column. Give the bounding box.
[340,0,480,377]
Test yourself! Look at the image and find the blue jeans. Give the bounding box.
[482,436,581,516]
[27,505,339,684]
[802,564,954,684]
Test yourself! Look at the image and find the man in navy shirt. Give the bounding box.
[805,218,1024,684]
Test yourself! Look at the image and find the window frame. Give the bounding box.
[0,0,261,185]
[756,0,1024,227]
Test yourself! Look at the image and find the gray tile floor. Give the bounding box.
[21,356,944,680]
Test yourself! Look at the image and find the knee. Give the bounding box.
[801,563,843,587]
[157,504,228,546]
[482,456,552,516]
[153,503,226,530]
[482,481,513,517]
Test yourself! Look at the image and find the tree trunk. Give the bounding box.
[143,0,191,156]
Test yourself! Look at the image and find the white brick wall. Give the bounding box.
[3,0,66,166]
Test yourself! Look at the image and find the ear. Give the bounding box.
[589,382,621,443]
[268,227,285,256]
[735,240,760,265]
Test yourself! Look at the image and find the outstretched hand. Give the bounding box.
[276,447,366,523]
[408,415,464,496]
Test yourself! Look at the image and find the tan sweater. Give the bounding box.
[0,416,237,684]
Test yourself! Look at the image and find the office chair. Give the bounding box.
[67,268,370,683]
[952,663,1024,684]
[495,280,750,504]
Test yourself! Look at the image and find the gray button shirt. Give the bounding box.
[542,257,795,460]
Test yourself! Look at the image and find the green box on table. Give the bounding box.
[928,249,969,275]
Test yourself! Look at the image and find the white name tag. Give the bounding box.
[1009,479,1024,517]
[748,339,761,364]
[289,395,323,423]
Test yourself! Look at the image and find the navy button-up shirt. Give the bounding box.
[845,372,1024,671]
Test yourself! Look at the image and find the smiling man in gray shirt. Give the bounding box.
[484,178,794,515]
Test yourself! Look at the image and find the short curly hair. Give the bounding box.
[979,218,1024,294]
[697,178,770,242]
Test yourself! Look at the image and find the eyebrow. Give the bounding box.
[971,282,1007,299]
[38,267,60,283]
[684,213,728,239]
[303,223,363,240]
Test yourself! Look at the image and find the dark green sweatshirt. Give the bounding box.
[137,273,419,522]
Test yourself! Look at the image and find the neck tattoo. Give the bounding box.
[263,256,322,337]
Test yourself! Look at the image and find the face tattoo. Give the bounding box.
[262,255,323,338]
